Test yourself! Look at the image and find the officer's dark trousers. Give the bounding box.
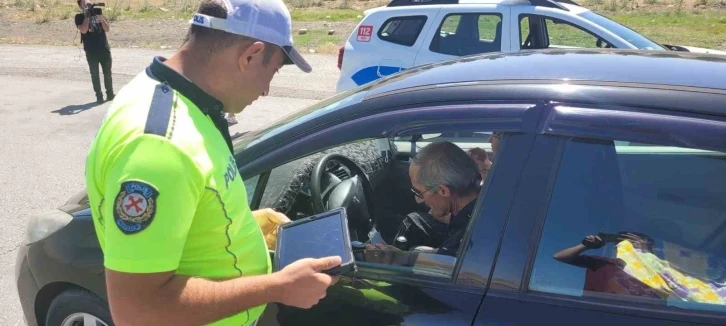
[86,49,114,98]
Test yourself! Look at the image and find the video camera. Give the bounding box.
[86,2,104,16]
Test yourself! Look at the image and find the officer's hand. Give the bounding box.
[252,208,291,250]
[276,256,341,309]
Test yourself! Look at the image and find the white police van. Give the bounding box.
[335,0,726,93]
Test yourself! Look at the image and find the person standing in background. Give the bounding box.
[75,0,114,104]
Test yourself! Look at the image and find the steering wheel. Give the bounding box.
[311,154,376,242]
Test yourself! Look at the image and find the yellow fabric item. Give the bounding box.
[616,240,726,305]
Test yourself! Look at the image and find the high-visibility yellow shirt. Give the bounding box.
[85,56,270,325]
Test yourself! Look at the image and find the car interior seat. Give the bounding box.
[458,21,503,56]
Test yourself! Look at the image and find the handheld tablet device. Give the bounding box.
[274,208,356,276]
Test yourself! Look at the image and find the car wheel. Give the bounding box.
[46,289,113,326]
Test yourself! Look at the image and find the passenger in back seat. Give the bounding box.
[467,147,492,183]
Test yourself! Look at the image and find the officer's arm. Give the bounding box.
[106,256,341,326]
[106,269,288,325]
[76,14,90,34]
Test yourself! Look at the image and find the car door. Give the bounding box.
[248,101,542,325]
[414,4,511,66]
[474,102,726,325]
[510,6,631,51]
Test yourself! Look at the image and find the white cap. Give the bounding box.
[189,0,311,73]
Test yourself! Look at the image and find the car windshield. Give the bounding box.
[232,85,370,154]
[579,11,665,50]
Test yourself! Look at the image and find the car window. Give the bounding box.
[232,85,369,156]
[358,129,504,282]
[256,129,508,284]
[258,139,392,215]
[430,13,503,56]
[259,159,302,213]
[520,16,531,48]
[545,17,603,49]
[529,137,726,313]
[244,175,260,205]
[378,16,428,47]
[477,15,501,42]
[393,132,496,158]
[519,14,610,50]
[579,11,664,50]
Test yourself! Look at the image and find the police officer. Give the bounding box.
[84,0,340,325]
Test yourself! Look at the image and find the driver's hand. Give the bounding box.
[253,208,291,250]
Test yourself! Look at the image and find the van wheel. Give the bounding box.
[46,289,113,326]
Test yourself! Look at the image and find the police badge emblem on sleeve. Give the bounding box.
[114,181,159,235]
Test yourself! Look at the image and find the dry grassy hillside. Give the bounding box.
[0,0,724,52]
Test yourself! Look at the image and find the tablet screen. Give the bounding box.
[277,210,350,270]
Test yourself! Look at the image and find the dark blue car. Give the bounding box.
[16,49,726,326]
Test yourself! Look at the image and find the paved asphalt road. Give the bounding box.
[0,44,338,325]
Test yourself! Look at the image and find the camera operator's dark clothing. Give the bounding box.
[86,50,113,99]
[75,14,109,52]
[75,13,113,99]
[437,201,476,257]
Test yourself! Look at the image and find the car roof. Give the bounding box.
[365,49,726,98]
[367,0,588,14]
[235,49,726,164]
[384,0,578,6]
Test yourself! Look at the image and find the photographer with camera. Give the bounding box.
[75,0,114,104]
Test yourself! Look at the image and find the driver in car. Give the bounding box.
[366,141,483,261]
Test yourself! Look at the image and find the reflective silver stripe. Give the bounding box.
[143,83,174,137]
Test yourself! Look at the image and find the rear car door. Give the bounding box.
[474,102,726,325]
[414,4,510,66]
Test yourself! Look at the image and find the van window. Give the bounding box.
[378,16,428,47]
[431,13,503,56]
[519,14,610,49]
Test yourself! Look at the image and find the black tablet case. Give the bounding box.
[274,208,356,276]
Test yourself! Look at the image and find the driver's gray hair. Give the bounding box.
[413,141,481,197]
